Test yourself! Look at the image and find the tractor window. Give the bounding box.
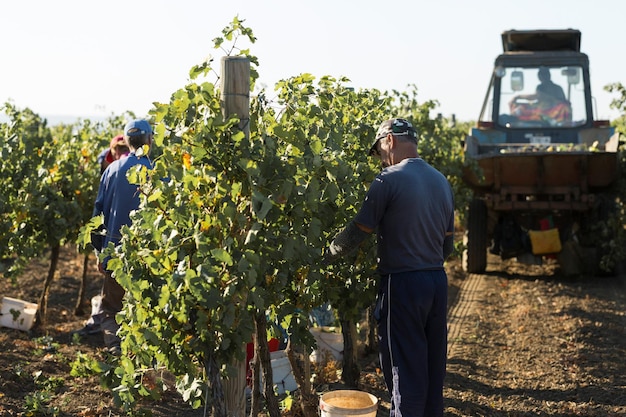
[497,66,587,128]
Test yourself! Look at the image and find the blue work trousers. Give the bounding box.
[376,270,448,417]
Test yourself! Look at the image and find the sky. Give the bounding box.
[1,0,623,124]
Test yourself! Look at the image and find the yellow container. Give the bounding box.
[528,228,562,255]
[319,390,378,417]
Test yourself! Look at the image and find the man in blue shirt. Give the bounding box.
[325,118,455,417]
[93,119,153,355]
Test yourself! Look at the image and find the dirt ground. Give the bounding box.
[445,255,626,417]
[0,246,624,416]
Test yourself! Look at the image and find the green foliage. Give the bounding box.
[32,335,61,357]
[23,390,60,417]
[0,104,57,275]
[33,370,65,392]
[0,104,131,278]
[21,370,64,416]
[599,82,626,270]
[270,74,383,324]
[106,54,259,407]
[69,351,152,412]
[69,351,99,378]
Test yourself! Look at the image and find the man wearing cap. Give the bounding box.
[324,118,454,417]
[92,119,154,355]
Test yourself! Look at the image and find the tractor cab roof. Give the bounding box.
[501,29,581,53]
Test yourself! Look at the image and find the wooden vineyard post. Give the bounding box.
[219,55,250,417]
[221,56,251,138]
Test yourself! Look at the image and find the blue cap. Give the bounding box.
[124,119,153,137]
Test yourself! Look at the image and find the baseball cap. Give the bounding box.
[124,119,153,137]
[369,118,418,155]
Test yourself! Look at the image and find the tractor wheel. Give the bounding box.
[463,198,488,273]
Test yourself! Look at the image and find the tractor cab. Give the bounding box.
[472,29,612,147]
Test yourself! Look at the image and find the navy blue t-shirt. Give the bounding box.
[354,158,454,274]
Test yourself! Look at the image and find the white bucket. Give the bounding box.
[0,296,37,331]
[309,327,343,363]
[319,390,378,417]
[269,350,298,394]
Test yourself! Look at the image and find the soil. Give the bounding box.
[1,246,625,416]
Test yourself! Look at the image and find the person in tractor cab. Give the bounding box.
[509,67,571,124]
[535,67,567,102]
